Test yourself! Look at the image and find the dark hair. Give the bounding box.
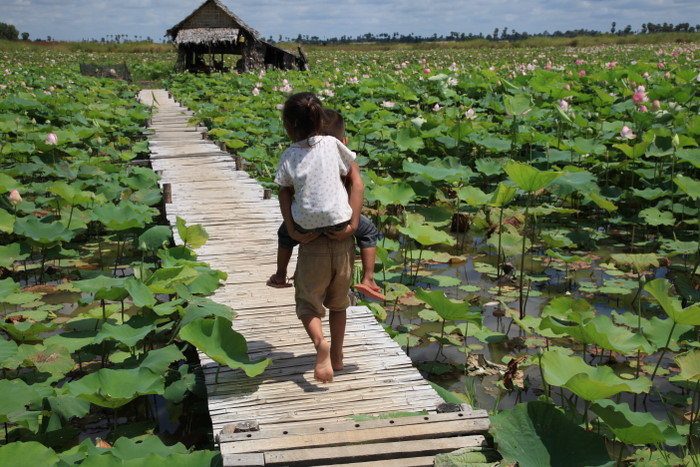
[282,92,324,141]
[321,108,345,140]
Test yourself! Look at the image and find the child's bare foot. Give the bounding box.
[314,339,333,383]
[331,345,344,371]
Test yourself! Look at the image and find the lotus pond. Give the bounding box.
[164,43,700,465]
[0,43,699,465]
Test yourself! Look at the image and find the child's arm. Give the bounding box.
[326,162,363,240]
[279,186,319,244]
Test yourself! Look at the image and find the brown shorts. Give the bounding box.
[294,235,355,319]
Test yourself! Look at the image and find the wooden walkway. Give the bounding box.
[138,89,490,466]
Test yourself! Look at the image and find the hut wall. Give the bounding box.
[182,2,240,29]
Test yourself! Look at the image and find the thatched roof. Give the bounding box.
[166,0,261,42]
[173,27,240,45]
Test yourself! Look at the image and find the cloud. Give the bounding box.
[3,0,699,42]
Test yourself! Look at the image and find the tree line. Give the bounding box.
[271,22,699,45]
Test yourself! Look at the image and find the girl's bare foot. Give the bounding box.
[331,347,344,371]
[314,339,333,383]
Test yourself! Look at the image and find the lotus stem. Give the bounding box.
[644,321,676,404]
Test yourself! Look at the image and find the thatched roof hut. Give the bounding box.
[167,0,307,73]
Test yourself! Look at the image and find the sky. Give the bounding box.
[3,0,699,42]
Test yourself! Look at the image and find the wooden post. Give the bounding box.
[201,131,208,140]
[218,141,226,151]
[263,188,272,199]
[235,155,242,171]
[163,183,172,204]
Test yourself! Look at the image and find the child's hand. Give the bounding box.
[325,223,356,241]
[291,229,320,244]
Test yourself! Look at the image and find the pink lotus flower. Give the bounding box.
[423,68,431,74]
[432,103,441,111]
[606,62,617,69]
[620,125,636,140]
[651,100,661,111]
[632,86,648,104]
[657,62,664,69]
[564,84,571,91]
[639,105,648,113]
[575,59,585,65]
[252,87,260,96]
[465,108,476,120]
[45,133,58,145]
[9,190,21,206]
[381,101,396,108]
[578,70,586,77]
[559,100,569,111]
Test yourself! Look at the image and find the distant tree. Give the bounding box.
[610,21,616,34]
[501,27,508,39]
[21,32,29,41]
[0,22,20,40]
[493,28,499,40]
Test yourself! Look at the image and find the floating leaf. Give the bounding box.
[369,182,416,206]
[490,401,612,467]
[591,399,683,446]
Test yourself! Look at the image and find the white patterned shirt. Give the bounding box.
[275,135,355,230]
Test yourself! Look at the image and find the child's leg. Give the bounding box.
[300,314,333,383]
[268,222,298,287]
[329,310,346,370]
[353,215,385,300]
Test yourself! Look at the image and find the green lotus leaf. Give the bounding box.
[0,173,20,193]
[644,278,700,325]
[582,315,654,355]
[47,394,91,422]
[549,169,599,197]
[164,364,199,403]
[0,242,30,268]
[457,186,490,206]
[475,158,504,177]
[185,267,227,296]
[473,134,511,152]
[124,276,156,308]
[490,401,612,467]
[94,320,156,348]
[92,202,154,231]
[503,94,532,117]
[138,346,186,374]
[678,148,700,168]
[122,167,159,190]
[63,367,164,408]
[571,137,606,156]
[49,180,95,205]
[488,224,528,257]
[17,343,75,376]
[179,316,271,377]
[145,265,201,294]
[421,274,462,288]
[488,183,518,207]
[0,339,19,367]
[175,216,209,249]
[402,160,465,183]
[397,214,455,246]
[0,208,14,233]
[368,182,416,206]
[414,288,481,324]
[630,187,666,200]
[0,378,46,425]
[44,330,97,354]
[540,348,651,400]
[588,192,618,212]
[674,174,700,200]
[13,215,75,246]
[137,225,173,251]
[639,207,675,226]
[72,275,127,301]
[504,161,562,193]
[670,349,700,382]
[0,318,57,343]
[591,399,683,446]
[0,442,60,466]
[611,253,659,274]
[394,128,425,152]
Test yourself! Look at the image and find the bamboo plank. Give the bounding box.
[262,435,488,466]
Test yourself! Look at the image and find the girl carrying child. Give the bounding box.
[274,92,358,383]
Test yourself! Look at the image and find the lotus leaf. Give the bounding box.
[16,343,75,376]
[0,378,46,425]
[591,399,683,446]
[63,366,165,408]
[394,128,425,152]
[415,288,481,323]
[72,275,127,302]
[0,318,57,343]
[47,394,91,421]
[137,346,185,374]
[505,161,562,193]
[0,442,60,466]
[185,267,227,295]
[639,207,675,226]
[540,348,651,400]
[13,216,75,246]
[588,192,618,212]
[644,278,700,325]
[179,316,271,377]
[94,320,156,348]
[402,160,466,183]
[670,349,700,382]
[175,216,209,249]
[368,182,416,206]
[397,215,455,247]
[611,253,659,274]
[488,183,518,207]
[674,175,700,200]
[49,180,95,205]
[490,401,612,467]
[0,208,15,233]
[92,202,154,231]
[145,265,201,294]
[137,225,172,251]
[457,186,490,206]
[43,330,97,354]
[420,275,462,288]
[124,276,156,308]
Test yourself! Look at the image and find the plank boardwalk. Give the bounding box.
[137,89,491,466]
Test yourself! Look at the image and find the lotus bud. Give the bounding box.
[651,99,661,111]
[9,190,21,206]
[46,133,58,145]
